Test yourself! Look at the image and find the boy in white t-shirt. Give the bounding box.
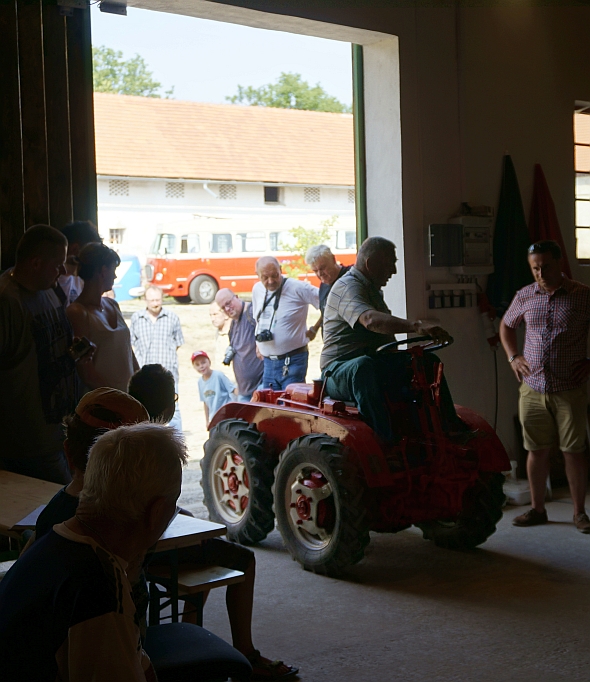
[192,350,236,423]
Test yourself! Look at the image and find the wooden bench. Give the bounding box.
[147,563,245,627]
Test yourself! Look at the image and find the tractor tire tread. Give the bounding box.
[201,419,275,545]
[273,434,370,576]
[418,472,505,550]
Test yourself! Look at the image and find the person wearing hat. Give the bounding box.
[34,387,150,540]
[192,350,236,424]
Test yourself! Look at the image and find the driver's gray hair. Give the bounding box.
[305,244,334,266]
[356,237,397,270]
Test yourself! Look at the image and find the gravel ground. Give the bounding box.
[119,296,322,517]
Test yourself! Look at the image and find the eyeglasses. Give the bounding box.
[221,295,237,311]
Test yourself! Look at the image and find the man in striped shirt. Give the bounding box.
[500,240,590,532]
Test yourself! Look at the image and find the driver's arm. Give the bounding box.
[358,310,451,343]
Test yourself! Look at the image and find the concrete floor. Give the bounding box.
[191,490,590,682]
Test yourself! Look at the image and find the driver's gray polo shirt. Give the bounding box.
[320,267,392,370]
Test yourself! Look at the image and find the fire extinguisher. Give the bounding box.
[478,292,500,350]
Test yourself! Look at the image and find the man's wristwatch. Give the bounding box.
[509,354,520,363]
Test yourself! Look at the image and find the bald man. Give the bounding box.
[252,256,319,390]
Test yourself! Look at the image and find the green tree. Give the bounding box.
[92,46,174,98]
[280,216,339,278]
[226,72,351,113]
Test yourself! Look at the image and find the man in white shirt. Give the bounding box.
[251,256,319,390]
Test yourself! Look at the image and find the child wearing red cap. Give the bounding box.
[192,350,236,423]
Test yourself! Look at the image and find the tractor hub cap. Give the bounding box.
[287,464,335,550]
[211,446,250,524]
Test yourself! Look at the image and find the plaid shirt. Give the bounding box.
[503,276,590,393]
[130,308,184,385]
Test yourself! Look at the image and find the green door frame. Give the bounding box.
[352,43,368,246]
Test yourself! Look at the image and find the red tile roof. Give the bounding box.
[94,93,354,185]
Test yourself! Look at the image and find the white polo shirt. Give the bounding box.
[252,277,319,357]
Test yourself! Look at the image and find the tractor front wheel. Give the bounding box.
[417,472,505,549]
[273,434,370,576]
[201,419,275,545]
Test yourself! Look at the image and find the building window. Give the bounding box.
[304,187,320,203]
[264,186,281,203]
[348,188,355,204]
[219,184,237,200]
[109,228,125,244]
[109,180,129,196]
[575,108,590,261]
[166,182,185,199]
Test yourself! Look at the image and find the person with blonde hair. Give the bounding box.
[0,423,187,681]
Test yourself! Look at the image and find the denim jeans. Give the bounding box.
[262,351,309,391]
[323,353,458,443]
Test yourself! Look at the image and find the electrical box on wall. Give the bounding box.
[429,217,494,274]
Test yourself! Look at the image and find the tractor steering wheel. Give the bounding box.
[376,335,454,355]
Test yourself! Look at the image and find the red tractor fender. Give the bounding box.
[209,402,389,487]
[455,405,511,472]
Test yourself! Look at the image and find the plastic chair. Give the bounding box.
[144,622,252,682]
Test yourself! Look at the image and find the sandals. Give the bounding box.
[246,649,299,680]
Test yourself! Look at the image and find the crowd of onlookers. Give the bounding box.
[2,219,590,680]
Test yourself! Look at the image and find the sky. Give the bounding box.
[90,4,353,106]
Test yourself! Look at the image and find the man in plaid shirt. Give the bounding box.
[130,286,184,429]
[500,240,590,532]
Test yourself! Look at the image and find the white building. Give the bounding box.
[94,93,356,260]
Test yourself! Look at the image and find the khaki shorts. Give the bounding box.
[518,382,588,454]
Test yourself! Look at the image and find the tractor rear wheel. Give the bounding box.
[201,419,275,545]
[417,472,505,549]
[273,434,370,576]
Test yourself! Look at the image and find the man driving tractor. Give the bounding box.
[320,236,463,444]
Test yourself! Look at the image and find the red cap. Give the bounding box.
[191,350,210,363]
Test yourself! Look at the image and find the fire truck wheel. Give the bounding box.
[273,434,370,576]
[417,472,505,549]
[189,275,218,305]
[201,419,275,545]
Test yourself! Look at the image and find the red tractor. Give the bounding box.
[201,338,510,576]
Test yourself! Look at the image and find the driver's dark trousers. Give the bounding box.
[322,353,459,443]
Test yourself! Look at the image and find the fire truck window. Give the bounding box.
[156,233,176,255]
[336,230,356,250]
[180,234,200,254]
[211,233,233,253]
[269,231,295,251]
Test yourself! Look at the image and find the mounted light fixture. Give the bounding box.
[99,1,127,15]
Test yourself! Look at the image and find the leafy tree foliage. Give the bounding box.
[280,216,339,278]
[227,72,351,113]
[92,46,174,98]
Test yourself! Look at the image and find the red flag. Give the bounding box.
[529,164,572,278]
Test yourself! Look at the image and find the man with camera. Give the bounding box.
[251,256,319,391]
[215,288,263,401]
[0,225,80,484]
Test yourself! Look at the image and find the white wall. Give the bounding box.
[97,178,355,260]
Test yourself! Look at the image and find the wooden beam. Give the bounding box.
[67,6,98,225]
[17,0,50,227]
[43,3,73,231]
[0,0,25,269]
